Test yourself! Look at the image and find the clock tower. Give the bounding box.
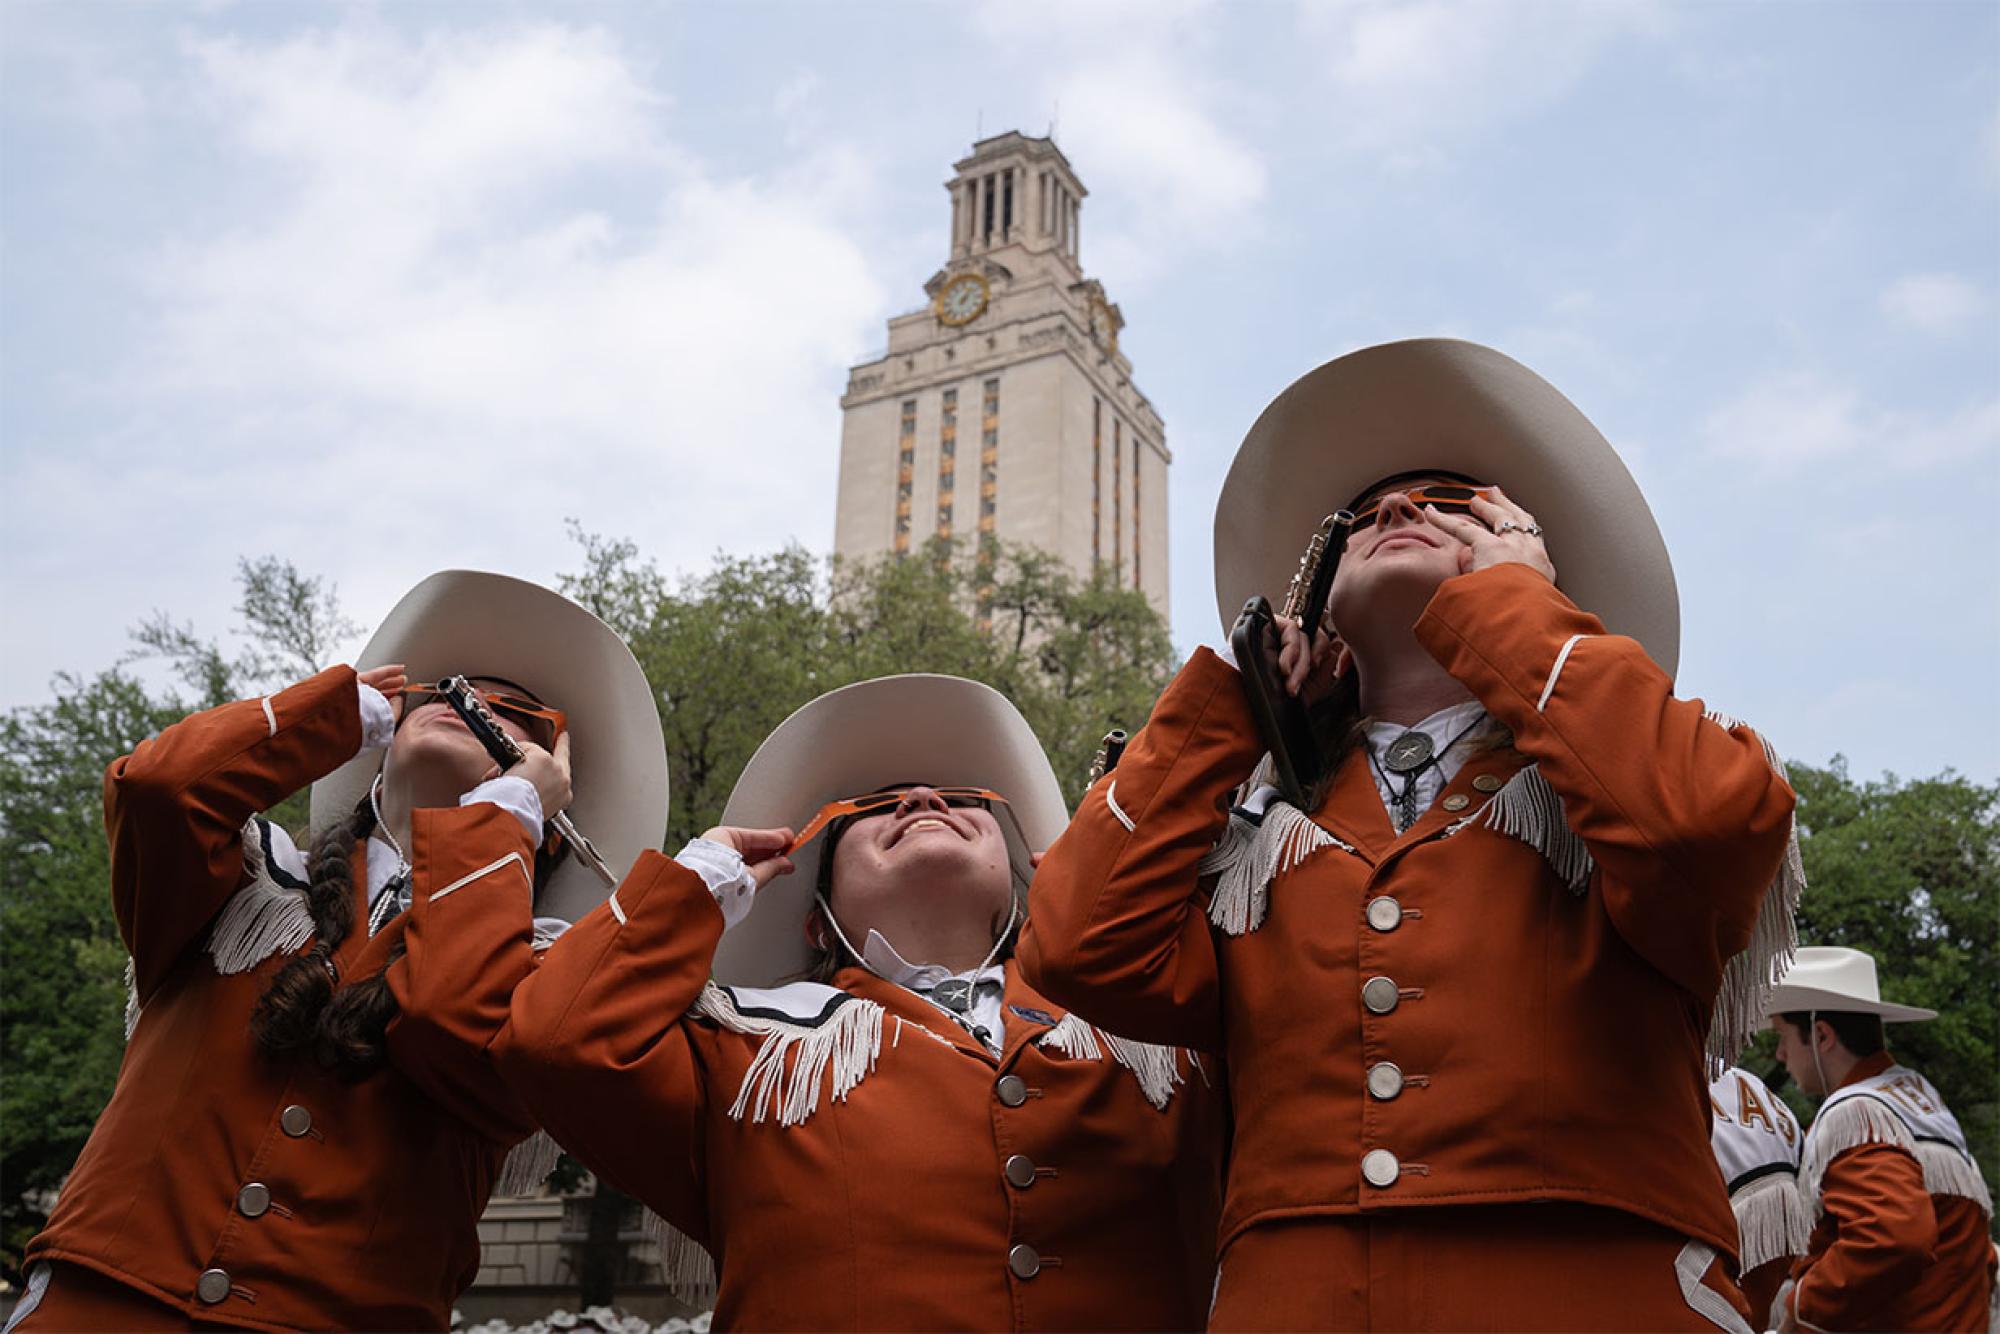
[833,132,1169,616]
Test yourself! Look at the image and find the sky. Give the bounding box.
[3,0,1996,784]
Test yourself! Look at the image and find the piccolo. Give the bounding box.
[435,675,617,887]
[1282,510,1357,630]
[1083,728,1129,791]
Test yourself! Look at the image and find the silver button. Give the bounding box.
[1442,793,1470,812]
[1473,773,1503,793]
[196,1269,232,1304]
[236,1183,271,1218]
[995,1075,1028,1107]
[1362,1149,1401,1188]
[1008,1243,1041,1279]
[1367,1062,1405,1100]
[1362,976,1400,1014]
[280,1105,313,1137]
[1365,896,1402,932]
[1005,1154,1037,1189]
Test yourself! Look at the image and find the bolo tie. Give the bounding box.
[1367,714,1488,833]
[924,976,999,1049]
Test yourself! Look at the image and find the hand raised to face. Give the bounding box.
[1420,486,1557,585]
[484,732,574,818]
[699,825,797,889]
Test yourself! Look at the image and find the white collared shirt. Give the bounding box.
[1361,699,1493,826]
[863,930,1008,1052]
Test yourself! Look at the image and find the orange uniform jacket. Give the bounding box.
[483,827,1228,1332]
[25,667,540,1331]
[1020,564,1796,1271]
[1790,1052,1997,1332]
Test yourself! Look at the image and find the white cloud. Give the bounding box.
[1879,272,1986,335]
[1701,371,2000,473]
[1047,52,1268,282]
[8,20,891,688]
[1297,0,1667,166]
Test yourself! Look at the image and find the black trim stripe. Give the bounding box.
[1727,1160,1800,1194]
[713,986,850,1029]
[255,817,308,890]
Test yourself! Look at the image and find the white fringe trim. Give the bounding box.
[693,983,884,1127]
[495,1130,563,1197]
[1801,1095,1918,1212]
[207,817,314,976]
[123,956,141,1041]
[1199,805,1356,936]
[642,1208,719,1309]
[1701,710,1804,1072]
[1916,1139,1995,1217]
[1731,1171,1813,1271]
[1036,1013,1185,1110]
[1480,764,1593,894]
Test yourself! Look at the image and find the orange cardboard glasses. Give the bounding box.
[400,681,567,750]
[787,786,1012,856]
[1348,482,1486,531]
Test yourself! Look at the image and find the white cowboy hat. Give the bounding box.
[712,674,1068,988]
[1213,338,1682,676]
[1760,946,1938,1023]
[309,569,668,924]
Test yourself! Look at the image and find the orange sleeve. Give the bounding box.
[1414,564,1796,998]
[1792,1143,1937,1330]
[384,803,544,1146]
[105,665,363,1002]
[495,853,726,1244]
[1017,648,1261,1052]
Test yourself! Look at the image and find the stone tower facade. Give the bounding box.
[833,132,1169,614]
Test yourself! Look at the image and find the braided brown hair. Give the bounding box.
[250,794,372,1063]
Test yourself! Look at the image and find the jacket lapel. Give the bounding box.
[1374,746,1530,874]
[999,968,1063,1070]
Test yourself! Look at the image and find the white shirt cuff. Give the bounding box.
[1214,638,1239,670]
[461,775,544,840]
[357,681,397,751]
[676,837,757,929]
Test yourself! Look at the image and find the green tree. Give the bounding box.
[1743,760,1999,1194]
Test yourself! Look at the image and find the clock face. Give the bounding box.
[937,274,989,326]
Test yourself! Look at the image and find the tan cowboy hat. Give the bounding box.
[309,570,668,924]
[1213,338,1681,676]
[712,674,1068,988]
[1760,946,1938,1023]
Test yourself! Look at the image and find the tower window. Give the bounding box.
[894,399,917,555]
[1133,441,1142,588]
[1002,172,1014,239]
[936,388,957,539]
[978,378,1001,533]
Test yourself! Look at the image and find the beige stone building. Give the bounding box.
[834,132,1169,614]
